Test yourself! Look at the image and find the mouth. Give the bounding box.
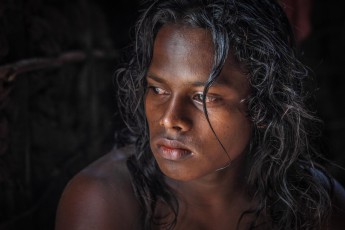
[155,138,193,161]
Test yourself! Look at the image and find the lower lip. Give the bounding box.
[158,145,192,161]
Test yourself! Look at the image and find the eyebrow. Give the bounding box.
[146,74,166,84]
[146,73,219,87]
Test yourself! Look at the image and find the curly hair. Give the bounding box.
[116,0,333,229]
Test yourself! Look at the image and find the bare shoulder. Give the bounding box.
[55,145,142,230]
[329,178,345,229]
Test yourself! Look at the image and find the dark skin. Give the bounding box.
[145,24,255,229]
[55,25,345,229]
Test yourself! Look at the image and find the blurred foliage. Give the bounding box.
[0,0,126,229]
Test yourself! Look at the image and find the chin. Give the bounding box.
[156,160,192,181]
[156,159,220,182]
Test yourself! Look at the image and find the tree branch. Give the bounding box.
[0,49,118,82]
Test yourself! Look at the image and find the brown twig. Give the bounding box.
[0,49,118,82]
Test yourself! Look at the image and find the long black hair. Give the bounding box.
[116,0,333,229]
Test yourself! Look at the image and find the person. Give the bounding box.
[55,0,345,229]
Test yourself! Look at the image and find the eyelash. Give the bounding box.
[148,86,169,95]
[192,93,218,104]
[148,86,218,104]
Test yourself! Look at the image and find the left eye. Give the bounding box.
[193,93,217,103]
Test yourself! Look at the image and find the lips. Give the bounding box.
[155,138,193,161]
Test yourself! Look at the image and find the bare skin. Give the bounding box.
[55,25,345,229]
[143,24,256,229]
[55,146,345,229]
[55,146,142,230]
[55,146,259,230]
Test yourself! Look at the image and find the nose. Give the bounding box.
[159,96,192,132]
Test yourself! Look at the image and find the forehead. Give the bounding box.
[155,24,214,53]
[150,24,215,83]
[150,24,248,90]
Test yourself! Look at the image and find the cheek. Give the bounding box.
[208,108,252,157]
[145,96,160,130]
[145,98,153,125]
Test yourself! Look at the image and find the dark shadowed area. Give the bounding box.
[0,0,344,229]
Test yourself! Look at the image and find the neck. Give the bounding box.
[165,155,251,208]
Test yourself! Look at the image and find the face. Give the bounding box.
[145,24,252,182]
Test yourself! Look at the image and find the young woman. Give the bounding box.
[55,0,345,229]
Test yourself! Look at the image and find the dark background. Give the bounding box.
[0,0,344,229]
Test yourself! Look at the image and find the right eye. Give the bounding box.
[148,86,168,95]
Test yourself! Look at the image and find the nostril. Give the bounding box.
[158,100,192,132]
[172,125,182,131]
[159,115,189,132]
